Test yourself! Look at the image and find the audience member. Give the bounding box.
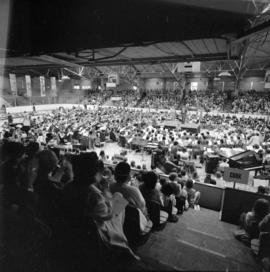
[236,199,270,245]
[184,179,201,210]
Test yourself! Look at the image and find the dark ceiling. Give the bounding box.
[7,0,251,57]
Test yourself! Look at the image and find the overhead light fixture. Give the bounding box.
[133,86,138,90]
[218,71,232,77]
[61,75,70,80]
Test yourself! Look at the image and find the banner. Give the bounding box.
[265,70,270,89]
[50,77,57,97]
[40,76,46,97]
[9,74,17,95]
[25,75,32,97]
[223,167,249,185]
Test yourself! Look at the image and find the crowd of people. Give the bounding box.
[1,99,270,271]
[139,89,182,110]
[184,89,227,112]
[79,88,270,115]
[1,106,270,155]
[232,91,270,114]
[0,134,205,271]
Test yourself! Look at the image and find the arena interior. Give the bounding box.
[1,0,270,271]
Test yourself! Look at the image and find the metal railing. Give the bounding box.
[1,95,86,106]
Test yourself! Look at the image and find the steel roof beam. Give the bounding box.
[34,54,84,69]
[233,19,270,44]
[181,42,195,57]
[6,53,237,71]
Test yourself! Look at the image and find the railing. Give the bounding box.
[1,95,86,106]
[2,95,269,119]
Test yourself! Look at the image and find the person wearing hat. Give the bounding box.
[110,161,146,214]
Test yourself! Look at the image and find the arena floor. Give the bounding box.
[127,208,261,271]
[93,142,268,191]
[93,142,153,169]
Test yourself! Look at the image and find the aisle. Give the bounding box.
[132,208,261,271]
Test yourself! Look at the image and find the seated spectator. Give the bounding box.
[168,172,185,214]
[257,186,268,195]
[34,150,65,228]
[62,152,104,223]
[139,171,168,228]
[140,171,163,206]
[218,158,229,173]
[59,154,74,185]
[236,199,270,245]
[204,174,217,185]
[99,150,106,162]
[259,213,270,233]
[1,141,26,205]
[0,142,51,272]
[215,171,226,187]
[180,170,188,183]
[184,179,201,210]
[110,162,146,214]
[85,157,140,261]
[160,183,179,222]
[99,167,114,193]
[130,160,136,168]
[192,172,200,182]
[178,147,189,161]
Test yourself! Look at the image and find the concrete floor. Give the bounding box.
[130,208,261,271]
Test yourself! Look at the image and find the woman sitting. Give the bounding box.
[235,198,270,246]
[139,171,169,228]
[86,158,140,261]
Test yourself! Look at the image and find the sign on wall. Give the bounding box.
[51,77,57,97]
[25,75,32,97]
[9,74,18,95]
[265,70,270,89]
[223,167,249,185]
[108,73,119,85]
[40,76,46,97]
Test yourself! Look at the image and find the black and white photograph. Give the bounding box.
[1,0,270,271]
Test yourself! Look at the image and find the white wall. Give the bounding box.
[186,77,208,91]
[239,77,265,92]
[144,78,165,90]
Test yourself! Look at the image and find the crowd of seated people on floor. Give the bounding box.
[1,106,270,174]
